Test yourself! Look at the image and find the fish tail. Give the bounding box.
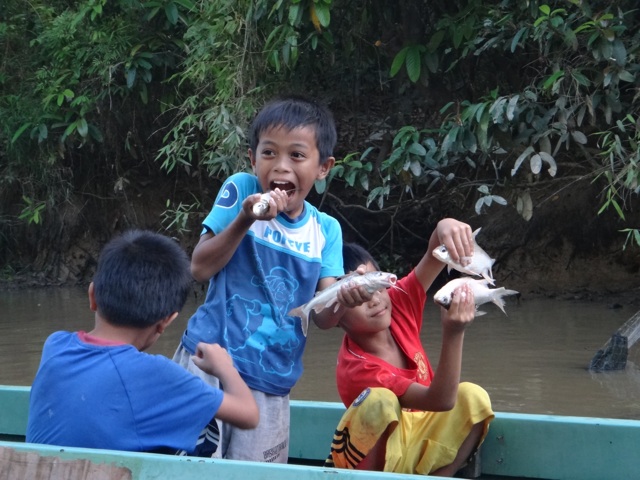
[491,288,519,315]
[482,272,496,285]
[287,306,310,337]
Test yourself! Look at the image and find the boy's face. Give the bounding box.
[339,262,393,336]
[249,125,334,218]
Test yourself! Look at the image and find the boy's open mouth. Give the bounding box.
[270,181,296,196]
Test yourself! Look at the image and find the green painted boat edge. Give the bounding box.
[481,412,640,480]
[4,386,640,479]
[0,385,29,437]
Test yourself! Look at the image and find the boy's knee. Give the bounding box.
[347,387,402,423]
[457,382,491,408]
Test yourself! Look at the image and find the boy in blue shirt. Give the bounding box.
[174,95,361,463]
[27,230,258,455]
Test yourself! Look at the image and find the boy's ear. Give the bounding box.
[248,148,256,173]
[157,312,179,334]
[317,156,335,179]
[88,282,98,312]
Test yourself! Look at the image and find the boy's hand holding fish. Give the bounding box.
[335,264,377,308]
[432,219,475,266]
[441,282,476,333]
[246,188,291,219]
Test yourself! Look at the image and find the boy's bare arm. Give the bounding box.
[399,283,475,411]
[191,192,288,282]
[192,342,259,429]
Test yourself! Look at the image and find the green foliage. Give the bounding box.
[2,0,640,273]
[594,114,640,247]
[329,0,639,242]
[18,196,46,225]
[161,196,201,235]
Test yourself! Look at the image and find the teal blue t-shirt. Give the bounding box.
[27,331,222,453]
[181,172,344,395]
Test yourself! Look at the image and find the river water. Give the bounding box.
[2,286,639,420]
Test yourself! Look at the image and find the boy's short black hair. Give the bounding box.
[249,95,337,164]
[343,242,380,272]
[92,230,192,328]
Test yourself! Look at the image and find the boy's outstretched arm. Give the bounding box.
[399,283,475,411]
[192,342,259,429]
[414,218,474,291]
[191,191,288,282]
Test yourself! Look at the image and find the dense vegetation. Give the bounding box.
[1,0,638,285]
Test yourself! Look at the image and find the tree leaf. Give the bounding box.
[506,95,519,121]
[11,123,32,144]
[405,46,421,83]
[571,130,588,144]
[511,27,527,53]
[77,118,88,138]
[390,47,408,78]
[409,160,422,176]
[165,2,179,25]
[407,142,426,156]
[517,191,533,221]
[313,3,331,27]
[512,147,534,176]
[618,70,635,83]
[530,154,542,174]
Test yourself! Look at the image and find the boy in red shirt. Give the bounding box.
[327,218,494,477]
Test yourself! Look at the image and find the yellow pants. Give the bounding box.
[326,383,494,474]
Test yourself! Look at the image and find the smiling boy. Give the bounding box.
[327,219,494,476]
[173,95,359,463]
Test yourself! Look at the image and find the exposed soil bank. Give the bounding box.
[1,163,639,315]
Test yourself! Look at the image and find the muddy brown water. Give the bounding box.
[2,287,640,420]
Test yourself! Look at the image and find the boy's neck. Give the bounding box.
[350,329,410,369]
[89,316,158,351]
[350,328,394,355]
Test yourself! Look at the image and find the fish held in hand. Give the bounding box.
[252,192,272,215]
[433,277,518,315]
[288,271,399,336]
[432,228,495,283]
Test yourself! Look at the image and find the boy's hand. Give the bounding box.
[192,342,235,377]
[434,218,474,265]
[336,265,374,308]
[245,188,290,220]
[440,283,475,333]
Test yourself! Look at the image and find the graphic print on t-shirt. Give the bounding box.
[225,262,302,377]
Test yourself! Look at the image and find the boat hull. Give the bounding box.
[2,386,640,479]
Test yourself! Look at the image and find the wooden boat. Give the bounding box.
[1,385,639,479]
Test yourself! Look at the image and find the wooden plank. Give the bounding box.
[0,441,422,480]
[0,446,132,480]
[482,412,640,480]
[590,309,640,371]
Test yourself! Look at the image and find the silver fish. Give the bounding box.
[432,228,495,284]
[287,271,398,336]
[252,192,272,215]
[433,277,518,315]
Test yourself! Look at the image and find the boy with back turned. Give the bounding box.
[173,95,364,463]
[26,230,258,455]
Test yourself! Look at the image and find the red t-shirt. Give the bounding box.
[336,270,434,407]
